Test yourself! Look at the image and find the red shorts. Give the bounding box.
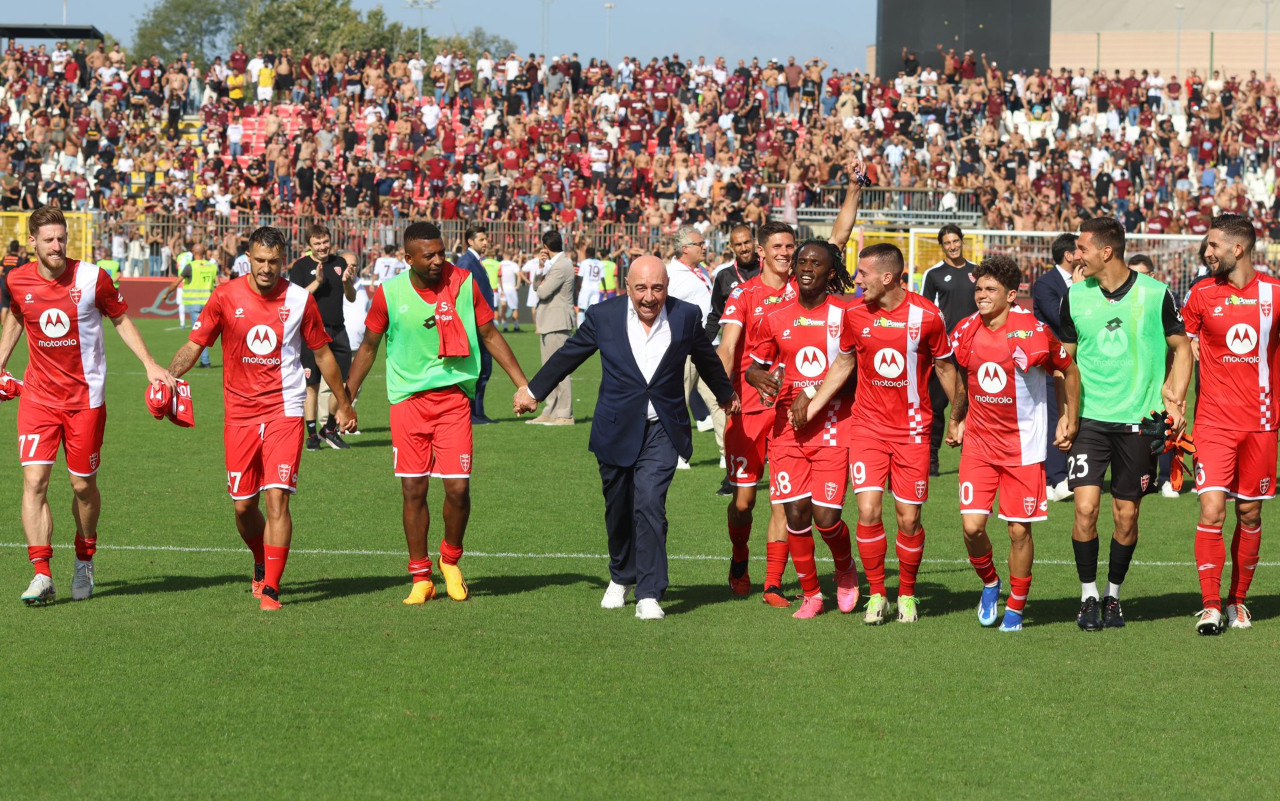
[16,401,106,476]
[724,410,771,487]
[1194,427,1278,500]
[958,452,1048,522]
[390,387,473,478]
[769,444,849,507]
[849,435,930,504]
[224,417,305,499]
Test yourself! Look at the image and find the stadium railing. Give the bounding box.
[766,185,984,227]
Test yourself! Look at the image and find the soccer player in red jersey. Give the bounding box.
[946,255,1080,632]
[744,241,860,619]
[0,206,175,605]
[791,243,960,624]
[166,226,356,610]
[347,221,529,605]
[714,169,862,605]
[1182,213,1280,634]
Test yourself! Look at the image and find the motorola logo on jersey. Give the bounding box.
[976,362,1008,394]
[874,348,904,378]
[246,325,278,356]
[1226,323,1258,355]
[39,309,71,338]
[794,346,827,378]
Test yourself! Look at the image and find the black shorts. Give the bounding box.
[1067,423,1160,501]
[302,327,351,387]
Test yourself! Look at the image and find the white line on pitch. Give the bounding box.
[0,542,1266,568]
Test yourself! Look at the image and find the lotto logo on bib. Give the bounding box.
[244,325,281,364]
[1096,318,1128,358]
[1224,323,1259,362]
[872,348,907,388]
[794,346,827,378]
[37,309,76,347]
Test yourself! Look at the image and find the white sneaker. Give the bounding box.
[1050,479,1073,501]
[1161,481,1179,499]
[635,598,665,620]
[676,457,691,470]
[719,455,726,469]
[21,574,56,606]
[601,581,633,609]
[72,559,95,601]
[1195,607,1224,636]
[1227,603,1253,629]
[696,417,714,432]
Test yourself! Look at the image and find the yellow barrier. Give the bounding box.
[0,211,95,261]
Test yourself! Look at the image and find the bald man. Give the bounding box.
[516,257,739,620]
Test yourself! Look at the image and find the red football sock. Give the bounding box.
[1228,523,1262,605]
[240,531,265,565]
[263,544,290,592]
[74,535,97,562]
[28,545,52,578]
[439,541,463,566]
[408,557,433,583]
[895,528,926,597]
[856,522,887,595]
[817,520,854,573]
[728,524,751,562]
[788,526,820,597]
[968,548,1000,587]
[1007,573,1032,615]
[765,539,790,589]
[1195,524,1225,610]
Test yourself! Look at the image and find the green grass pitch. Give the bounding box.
[1,319,1275,798]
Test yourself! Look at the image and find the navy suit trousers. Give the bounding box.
[597,420,677,601]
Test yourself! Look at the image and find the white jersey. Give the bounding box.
[373,256,406,284]
[231,254,251,278]
[344,277,370,350]
[577,258,605,309]
[523,258,543,308]
[499,259,520,290]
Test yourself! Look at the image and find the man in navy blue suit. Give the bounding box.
[514,256,739,620]
[1031,232,1081,501]
[458,224,498,424]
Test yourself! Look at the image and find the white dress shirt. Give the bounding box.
[666,258,712,320]
[627,301,671,421]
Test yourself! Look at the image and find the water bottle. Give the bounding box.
[762,364,786,407]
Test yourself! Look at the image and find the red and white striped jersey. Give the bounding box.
[1183,273,1280,432]
[190,276,329,424]
[720,275,797,416]
[950,307,1073,466]
[5,259,127,409]
[748,295,852,448]
[839,292,952,443]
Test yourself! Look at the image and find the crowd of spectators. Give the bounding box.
[4,35,1280,274]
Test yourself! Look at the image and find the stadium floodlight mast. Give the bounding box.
[604,3,616,63]
[404,0,440,56]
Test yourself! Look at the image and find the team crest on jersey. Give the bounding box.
[460,454,472,471]
[1262,478,1272,494]
[1024,496,1036,516]
[278,306,290,323]
[824,482,838,501]
[69,287,81,304]
[1265,302,1274,317]
[278,463,292,483]
[907,323,921,342]
[914,480,926,499]
[828,322,841,339]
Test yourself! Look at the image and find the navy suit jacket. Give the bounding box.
[528,295,734,466]
[1031,266,1070,340]
[457,249,496,309]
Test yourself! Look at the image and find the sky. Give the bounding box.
[8,0,878,70]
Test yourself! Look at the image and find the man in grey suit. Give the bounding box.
[527,229,576,425]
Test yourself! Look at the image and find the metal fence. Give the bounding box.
[764,184,984,228]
